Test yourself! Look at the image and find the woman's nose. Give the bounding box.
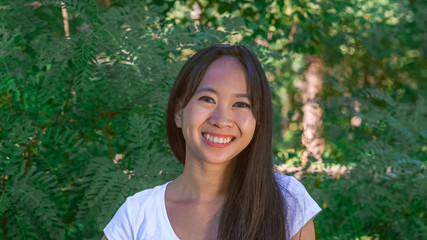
[207,105,233,128]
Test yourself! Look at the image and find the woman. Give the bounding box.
[103,44,321,240]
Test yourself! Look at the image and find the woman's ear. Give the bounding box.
[175,109,182,128]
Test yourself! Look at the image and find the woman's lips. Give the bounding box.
[202,132,235,148]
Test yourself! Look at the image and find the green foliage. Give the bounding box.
[311,84,427,239]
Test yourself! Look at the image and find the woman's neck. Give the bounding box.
[169,159,236,203]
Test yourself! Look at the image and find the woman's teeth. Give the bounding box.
[203,133,232,144]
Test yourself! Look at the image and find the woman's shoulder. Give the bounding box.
[274,172,307,197]
[103,182,172,239]
[124,182,168,208]
[274,172,319,207]
[129,183,166,199]
[274,172,322,239]
[106,182,169,224]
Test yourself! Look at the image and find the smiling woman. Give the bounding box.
[102,44,321,240]
[175,56,256,167]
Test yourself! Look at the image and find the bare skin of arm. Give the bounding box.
[290,219,316,240]
[101,235,107,240]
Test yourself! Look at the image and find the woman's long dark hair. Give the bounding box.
[166,44,287,239]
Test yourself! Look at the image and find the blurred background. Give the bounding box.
[0,0,425,239]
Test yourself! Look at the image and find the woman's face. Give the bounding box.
[175,57,256,166]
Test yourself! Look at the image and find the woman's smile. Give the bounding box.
[202,132,235,148]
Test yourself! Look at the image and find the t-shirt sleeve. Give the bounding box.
[276,174,322,239]
[103,197,135,240]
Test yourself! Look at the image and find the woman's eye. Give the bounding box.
[234,102,250,108]
[199,96,215,103]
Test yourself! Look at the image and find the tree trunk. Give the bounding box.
[61,2,70,38]
[300,56,324,165]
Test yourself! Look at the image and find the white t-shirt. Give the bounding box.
[104,173,321,240]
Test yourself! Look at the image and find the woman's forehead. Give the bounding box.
[196,57,249,95]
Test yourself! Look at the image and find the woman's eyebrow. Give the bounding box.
[235,93,250,99]
[196,87,217,94]
[196,87,250,99]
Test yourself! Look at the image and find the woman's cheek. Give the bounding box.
[235,113,256,131]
